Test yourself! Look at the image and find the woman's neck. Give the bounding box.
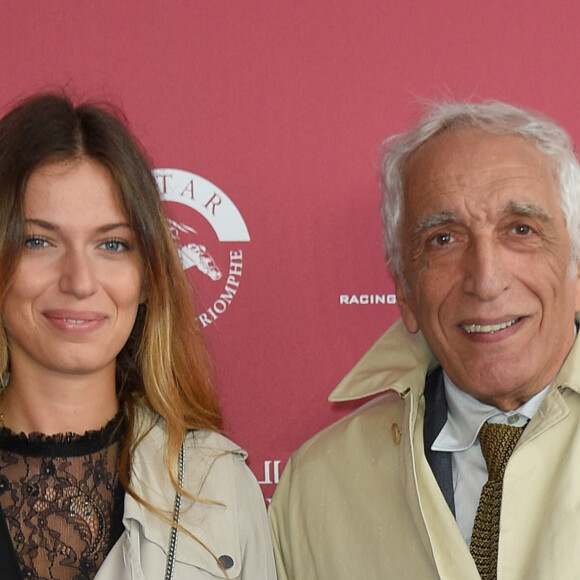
[0,368,118,435]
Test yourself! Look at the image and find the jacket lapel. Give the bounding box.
[423,366,455,516]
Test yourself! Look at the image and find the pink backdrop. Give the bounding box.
[2,0,580,501]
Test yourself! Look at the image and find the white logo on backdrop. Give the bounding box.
[167,219,222,281]
[339,294,397,305]
[154,168,250,327]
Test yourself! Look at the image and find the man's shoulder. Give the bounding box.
[289,391,407,471]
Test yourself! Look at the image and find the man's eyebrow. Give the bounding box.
[24,218,132,233]
[504,201,553,221]
[414,211,460,237]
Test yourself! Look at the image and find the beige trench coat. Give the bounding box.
[269,319,580,579]
[96,410,277,580]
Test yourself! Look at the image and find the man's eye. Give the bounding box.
[431,232,454,246]
[513,224,532,235]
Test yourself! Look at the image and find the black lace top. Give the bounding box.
[0,414,125,580]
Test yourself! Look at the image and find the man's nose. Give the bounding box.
[461,239,508,300]
[58,249,98,298]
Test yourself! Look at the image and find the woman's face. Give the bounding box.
[2,158,143,385]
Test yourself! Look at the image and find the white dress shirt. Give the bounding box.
[431,373,550,545]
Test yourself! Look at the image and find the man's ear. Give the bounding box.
[574,261,580,313]
[394,274,420,334]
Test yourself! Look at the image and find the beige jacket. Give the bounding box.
[269,319,580,579]
[96,411,277,580]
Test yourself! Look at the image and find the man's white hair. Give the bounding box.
[381,101,580,279]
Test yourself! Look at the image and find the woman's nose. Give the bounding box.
[58,250,98,298]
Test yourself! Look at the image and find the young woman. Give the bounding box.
[0,93,276,580]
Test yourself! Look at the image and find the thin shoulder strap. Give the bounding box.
[164,440,186,580]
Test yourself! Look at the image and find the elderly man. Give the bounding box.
[269,101,580,580]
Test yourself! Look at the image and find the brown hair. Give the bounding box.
[0,91,223,500]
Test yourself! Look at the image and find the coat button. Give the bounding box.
[218,555,234,569]
[391,423,402,445]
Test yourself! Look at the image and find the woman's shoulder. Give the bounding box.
[132,407,254,492]
[133,406,247,460]
[189,428,248,459]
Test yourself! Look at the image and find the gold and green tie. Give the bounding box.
[469,422,525,580]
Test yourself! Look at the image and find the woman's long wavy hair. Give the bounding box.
[0,91,223,508]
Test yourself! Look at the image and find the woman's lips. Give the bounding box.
[43,310,107,333]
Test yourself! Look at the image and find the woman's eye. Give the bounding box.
[24,236,49,249]
[100,239,129,252]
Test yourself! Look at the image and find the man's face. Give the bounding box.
[395,128,580,410]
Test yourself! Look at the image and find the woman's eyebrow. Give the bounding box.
[24,218,132,233]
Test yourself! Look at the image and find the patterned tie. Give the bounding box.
[469,422,525,580]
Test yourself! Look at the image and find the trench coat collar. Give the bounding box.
[329,318,434,402]
[330,315,580,403]
[551,314,580,396]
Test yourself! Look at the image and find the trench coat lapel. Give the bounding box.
[423,366,455,516]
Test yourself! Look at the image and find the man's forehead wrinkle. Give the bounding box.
[413,166,547,192]
[407,170,556,217]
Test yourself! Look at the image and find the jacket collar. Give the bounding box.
[330,315,580,403]
[329,318,434,402]
[552,315,580,396]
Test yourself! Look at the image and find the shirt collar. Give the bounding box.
[431,372,550,452]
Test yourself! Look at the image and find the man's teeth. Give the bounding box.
[462,319,518,334]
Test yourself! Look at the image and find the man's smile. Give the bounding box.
[460,318,521,334]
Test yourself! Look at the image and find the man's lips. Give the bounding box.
[460,317,522,334]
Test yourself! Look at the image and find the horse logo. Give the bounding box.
[168,219,222,281]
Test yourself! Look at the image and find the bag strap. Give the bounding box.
[164,440,185,580]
